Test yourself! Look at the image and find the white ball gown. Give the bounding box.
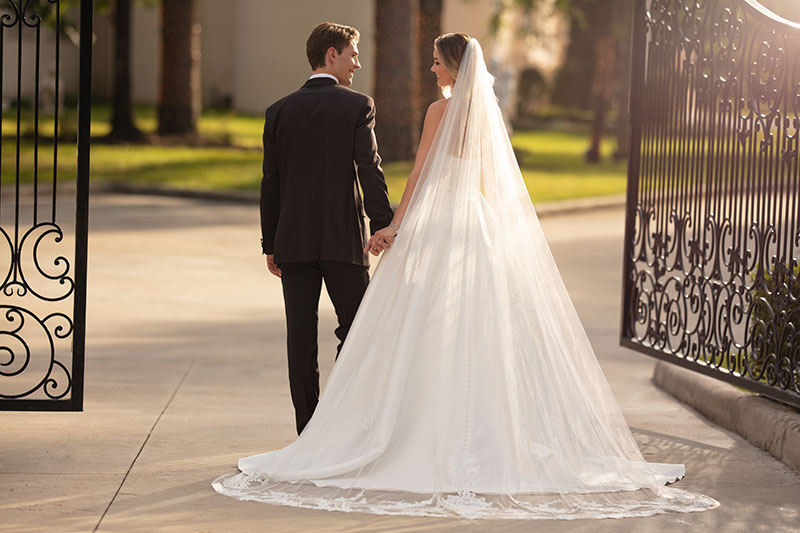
[213,39,719,519]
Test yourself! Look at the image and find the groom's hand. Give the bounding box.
[365,239,382,256]
[266,254,281,277]
[364,226,396,256]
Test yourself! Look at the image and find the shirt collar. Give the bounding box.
[309,73,339,84]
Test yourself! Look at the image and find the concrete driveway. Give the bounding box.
[1,193,798,532]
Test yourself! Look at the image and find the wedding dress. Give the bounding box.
[213,39,719,519]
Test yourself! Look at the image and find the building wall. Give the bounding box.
[442,0,495,58]
[231,0,374,114]
[3,0,565,124]
[200,1,235,108]
[88,0,561,117]
[92,0,374,114]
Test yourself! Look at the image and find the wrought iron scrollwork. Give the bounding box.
[0,306,72,399]
[1,222,74,399]
[623,0,800,407]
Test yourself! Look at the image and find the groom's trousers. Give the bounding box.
[279,261,370,435]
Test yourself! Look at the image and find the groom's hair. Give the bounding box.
[306,22,360,70]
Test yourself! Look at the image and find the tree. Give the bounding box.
[158,0,200,137]
[503,0,632,162]
[549,2,595,111]
[612,0,634,161]
[29,0,148,142]
[416,0,443,120]
[374,0,420,161]
[107,0,144,141]
[585,32,613,163]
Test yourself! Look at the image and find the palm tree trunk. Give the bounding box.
[586,35,614,163]
[416,0,442,124]
[375,0,420,161]
[613,0,634,161]
[158,0,200,136]
[108,0,143,141]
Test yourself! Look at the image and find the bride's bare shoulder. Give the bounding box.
[428,98,448,114]
[425,99,448,126]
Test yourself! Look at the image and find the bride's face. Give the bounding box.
[431,46,453,89]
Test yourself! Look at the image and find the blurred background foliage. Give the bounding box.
[3,0,799,205]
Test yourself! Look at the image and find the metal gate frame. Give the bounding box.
[0,0,92,411]
[621,0,800,408]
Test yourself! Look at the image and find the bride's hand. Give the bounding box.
[364,226,396,255]
[364,237,387,256]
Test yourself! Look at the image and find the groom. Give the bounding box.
[260,22,397,435]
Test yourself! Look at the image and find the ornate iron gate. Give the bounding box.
[0,0,92,411]
[621,0,800,408]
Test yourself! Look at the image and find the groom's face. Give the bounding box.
[330,41,360,87]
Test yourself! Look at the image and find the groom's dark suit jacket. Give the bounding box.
[260,77,394,267]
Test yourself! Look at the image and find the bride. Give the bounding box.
[213,34,719,519]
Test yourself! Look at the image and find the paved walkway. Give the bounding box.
[1,193,799,532]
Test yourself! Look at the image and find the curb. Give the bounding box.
[533,194,627,217]
[652,360,800,472]
[99,182,261,204]
[95,182,627,218]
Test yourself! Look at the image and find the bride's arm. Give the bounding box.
[391,99,447,228]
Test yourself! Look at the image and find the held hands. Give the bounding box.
[364,225,397,256]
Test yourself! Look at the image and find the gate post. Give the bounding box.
[72,0,94,412]
[620,0,648,342]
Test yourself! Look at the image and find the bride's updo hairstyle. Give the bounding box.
[434,32,471,97]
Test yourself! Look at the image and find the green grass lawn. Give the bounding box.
[376,131,628,204]
[2,105,628,204]
[511,130,627,203]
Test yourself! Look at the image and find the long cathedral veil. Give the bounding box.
[212,39,719,519]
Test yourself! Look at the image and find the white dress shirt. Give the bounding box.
[309,73,338,83]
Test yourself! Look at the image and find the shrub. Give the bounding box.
[748,262,800,390]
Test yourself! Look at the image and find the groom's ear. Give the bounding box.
[325,46,337,66]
